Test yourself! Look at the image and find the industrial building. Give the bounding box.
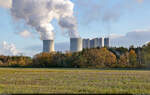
[104,37,110,47]
[69,37,109,52]
[98,38,104,48]
[90,38,98,48]
[83,39,90,49]
[70,38,83,52]
[83,37,106,49]
[42,37,109,53]
[43,40,55,53]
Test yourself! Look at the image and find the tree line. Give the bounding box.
[1,42,150,68]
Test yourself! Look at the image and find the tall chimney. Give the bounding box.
[70,38,82,52]
[43,40,55,53]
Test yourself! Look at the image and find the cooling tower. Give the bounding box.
[70,38,83,52]
[104,37,110,47]
[90,38,98,48]
[98,38,104,48]
[43,40,55,52]
[83,39,90,49]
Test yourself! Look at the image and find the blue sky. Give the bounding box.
[0,0,150,56]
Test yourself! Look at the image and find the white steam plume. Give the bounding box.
[0,0,12,8]
[10,0,79,40]
[75,0,144,24]
[0,41,20,56]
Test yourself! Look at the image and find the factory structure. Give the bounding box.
[43,40,55,53]
[70,38,83,52]
[43,37,110,53]
[70,37,110,52]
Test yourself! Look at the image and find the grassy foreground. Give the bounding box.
[0,68,150,94]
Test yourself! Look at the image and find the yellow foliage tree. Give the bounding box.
[129,49,137,67]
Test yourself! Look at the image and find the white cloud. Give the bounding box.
[0,41,20,56]
[18,30,32,38]
[0,0,12,8]
[110,34,124,39]
[111,29,150,47]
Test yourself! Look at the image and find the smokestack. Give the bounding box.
[43,40,54,53]
[70,38,82,52]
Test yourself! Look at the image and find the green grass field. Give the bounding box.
[0,68,150,94]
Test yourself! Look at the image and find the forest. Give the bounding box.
[0,42,150,69]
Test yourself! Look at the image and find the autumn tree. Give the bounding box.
[76,48,117,68]
[80,49,105,68]
[100,48,117,67]
[141,42,150,68]
[0,60,3,65]
[129,49,137,67]
[33,52,56,67]
[117,52,129,68]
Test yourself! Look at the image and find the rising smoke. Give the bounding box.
[0,41,20,56]
[75,0,144,24]
[0,0,144,39]
[0,0,12,8]
[12,0,79,39]
[74,0,145,37]
[0,0,79,40]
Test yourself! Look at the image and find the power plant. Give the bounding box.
[83,37,105,49]
[70,38,83,52]
[70,37,109,52]
[83,39,90,49]
[98,38,104,48]
[90,38,98,48]
[43,40,55,53]
[42,37,109,53]
[104,37,110,47]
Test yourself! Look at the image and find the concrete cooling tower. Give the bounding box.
[83,39,90,49]
[98,38,104,48]
[104,38,110,47]
[90,38,98,48]
[70,38,83,52]
[43,40,55,53]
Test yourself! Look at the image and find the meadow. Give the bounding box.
[0,68,150,94]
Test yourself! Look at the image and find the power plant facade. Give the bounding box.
[104,38,110,47]
[43,40,55,53]
[98,38,104,48]
[83,37,106,49]
[70,37,109,52]
[42,37,109,53]
[83,39,90,49]
[90,38,98,48]
[70,38,83,52]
